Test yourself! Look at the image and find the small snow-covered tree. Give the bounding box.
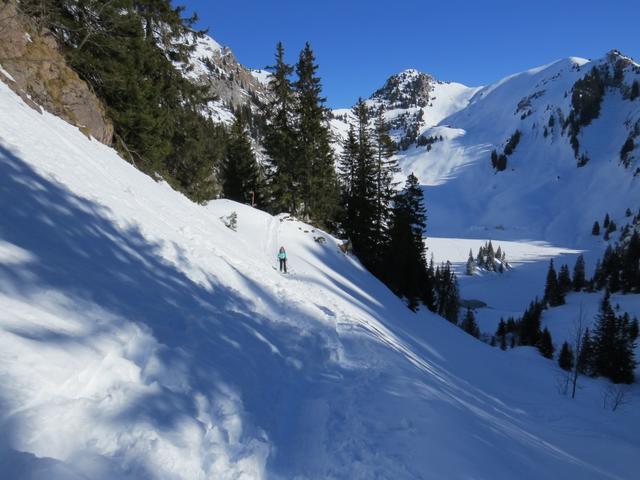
[466,249,475,275]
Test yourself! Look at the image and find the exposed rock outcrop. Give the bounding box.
[0,0,113,144]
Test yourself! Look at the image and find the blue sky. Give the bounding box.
[183,0,640,108]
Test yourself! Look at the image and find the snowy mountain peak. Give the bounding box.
[331,68,478,151]
[604,49,639,67]
[370,68,437,110]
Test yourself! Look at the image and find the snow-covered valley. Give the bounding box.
[1,43,640,480]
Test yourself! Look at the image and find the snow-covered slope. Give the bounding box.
[1,73,639,478]
[391,52,640,245]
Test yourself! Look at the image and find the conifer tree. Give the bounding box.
[496,319,506,339]
[263,42,297,214]
[385,174,428,310]
[630,317,639,342]
[537,327,555,359]
[573,254,586,291]
[558,264,573,295]
[577,328,594,376]
[433,261,460,323]
[221,117,262,205]
[466,249,475,275]
[461,308,480,338]
[342,99,377,269]
[371,110,399,256]
[293,42,340,226]
[592,292,636,383]
[25,0,226,200]
[487,241,496,271]
[558,341,574,371]
[544,260,564,306]
[338,124,359,227]
[518,299,543,346]
[592,221,600,236]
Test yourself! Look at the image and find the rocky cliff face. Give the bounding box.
[181,34,270,125]
[0,0,113,144]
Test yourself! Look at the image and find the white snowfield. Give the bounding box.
[0,75,639,480]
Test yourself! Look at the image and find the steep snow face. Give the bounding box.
[1,75,640,479]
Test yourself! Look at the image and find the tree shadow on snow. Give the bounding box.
[0,145,344,477]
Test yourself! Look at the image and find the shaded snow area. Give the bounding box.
[1,79,639,480]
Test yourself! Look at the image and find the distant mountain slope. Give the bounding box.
[334,51,640,247]
[331,69,479,151]
[2,70,639,479]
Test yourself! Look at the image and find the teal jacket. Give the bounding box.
[278,251,287,260]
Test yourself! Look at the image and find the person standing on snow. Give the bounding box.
[277,246,287,273]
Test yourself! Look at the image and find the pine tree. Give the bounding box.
[603,213,610,229]
[370,110,400,266]
[537,327,555,359]
[263,42,297,214]
[592,291,636,383]
[577,328,594,375]
[558,341,574,371]
[544,260,564,306]
[592,221,600,236]
[26,0,227,200]
[476,246,485,269]
[221,117,262,205]
[293,42,340,226]
[518,299,543,346]
[487,241,495,271]
[342,99,378,270]
[433,261,460,323]
[558,264,572,295]
[496,319,506,338]
[466,249,475,275]
[385,174,428,310]
[629,317,639,342]
[573,254,586,291]
[461,308,480,338]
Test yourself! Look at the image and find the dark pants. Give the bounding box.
[279,258,287,273]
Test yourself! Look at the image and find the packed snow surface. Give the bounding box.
[1,72,639,480]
